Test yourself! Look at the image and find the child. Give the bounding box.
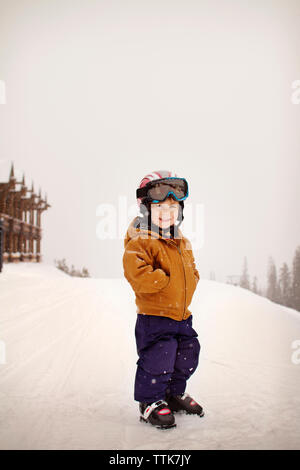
[123,170,204,429]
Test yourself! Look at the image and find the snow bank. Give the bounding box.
[0,262,299,450]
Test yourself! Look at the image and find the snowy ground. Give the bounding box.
[0,262,299,450]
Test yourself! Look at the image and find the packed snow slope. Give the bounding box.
[0,262,299,450]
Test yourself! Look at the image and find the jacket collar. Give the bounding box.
[125,216,183,247]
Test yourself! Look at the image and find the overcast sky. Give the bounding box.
[0,0,299,290]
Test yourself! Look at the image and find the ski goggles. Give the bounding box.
[136,177,189,203]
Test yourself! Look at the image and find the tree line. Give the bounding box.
[238,245,300,312]
[54,258,90,278]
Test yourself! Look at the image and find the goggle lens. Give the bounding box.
[136,177,188,202]
[148,181,186,200]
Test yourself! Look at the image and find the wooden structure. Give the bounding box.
[0,162,51,264]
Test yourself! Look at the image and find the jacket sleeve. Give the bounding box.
[191,252,200,284]
[123,237,170,294]
[184,236,200,284]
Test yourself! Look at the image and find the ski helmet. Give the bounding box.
[137,170,181,207]
[136,170,186,227]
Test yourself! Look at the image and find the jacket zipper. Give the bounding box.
[169,240,186,320]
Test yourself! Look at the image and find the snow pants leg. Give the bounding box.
[134,314,200,404]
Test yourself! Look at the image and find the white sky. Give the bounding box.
[0,0,299,289]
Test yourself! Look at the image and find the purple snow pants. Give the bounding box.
[134,313,200,404]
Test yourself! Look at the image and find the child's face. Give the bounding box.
[150,197,179,230]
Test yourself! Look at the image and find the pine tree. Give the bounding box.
[70,264,76,277]
[252,276,258,294]
[240,256,250,290]
[266,256,280,303]
[54,258,69,274]
[81,267,90,278]
[291,246,300,312]
[278,262,292,308]
[257,286,263,296]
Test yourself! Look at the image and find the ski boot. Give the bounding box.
[139,399,176,430]
[166,392,204,417]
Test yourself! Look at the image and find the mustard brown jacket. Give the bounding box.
[122,216,200,322]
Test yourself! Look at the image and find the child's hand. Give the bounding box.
[123,238,170,294]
